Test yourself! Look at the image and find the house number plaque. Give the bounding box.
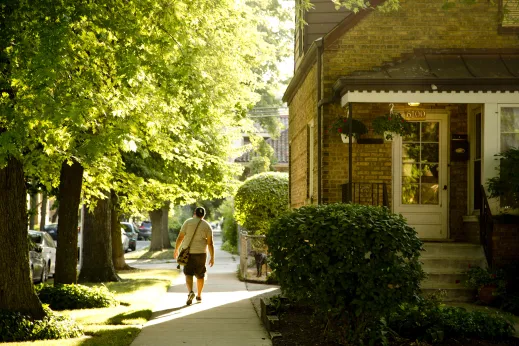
[403,110,426,121]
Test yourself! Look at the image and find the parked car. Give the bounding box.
[120,222,138,251]
[138,221,152,240]
[43,223,58,242]
[28,230,57,278]
[121,228,130,253]
[28,236,47,283]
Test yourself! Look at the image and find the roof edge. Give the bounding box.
[324,0,388,49]
[282,42,318,104]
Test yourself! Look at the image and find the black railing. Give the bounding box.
[342,182,389,207]
[480,185,494,268]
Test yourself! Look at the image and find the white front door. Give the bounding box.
[393,113,448,239]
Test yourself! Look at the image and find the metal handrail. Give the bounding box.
[342,182,389,207]
[480,185,494,268]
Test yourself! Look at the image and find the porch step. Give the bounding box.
[420,242,487,302]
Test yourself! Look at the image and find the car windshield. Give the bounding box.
[141,222,151,227]
[121,223,133,234]
[29,232,43,244]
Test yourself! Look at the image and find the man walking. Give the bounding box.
[174,207,214,305]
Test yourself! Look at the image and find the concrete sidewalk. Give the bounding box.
[130,233,278,346]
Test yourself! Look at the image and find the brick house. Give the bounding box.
[283,0,519,299]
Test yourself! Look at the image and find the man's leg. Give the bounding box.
[196,277,204,298]
[185,275,194,293]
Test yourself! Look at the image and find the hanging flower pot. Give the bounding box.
[328,116,367,143]
[372,112,412,140]
[341,133,356,143]
[383,131,399,142]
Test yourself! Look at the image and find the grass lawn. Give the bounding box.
[5,269,177,346]
[124,247,174,261]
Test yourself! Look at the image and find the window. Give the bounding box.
[500,0,519,32]
[500,106,519,151]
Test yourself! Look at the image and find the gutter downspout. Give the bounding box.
[315,38,328,205]
[348,102,353,202]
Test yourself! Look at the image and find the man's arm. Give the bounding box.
[207,226,214,267]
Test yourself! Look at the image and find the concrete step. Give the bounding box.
[421,242,486,259]
[422,272,468,286]
[421,257,487,272]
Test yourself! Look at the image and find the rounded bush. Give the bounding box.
[234,172,288,235]
[0,306,83,342]
[266,203,425,343]
[35,283,117,310]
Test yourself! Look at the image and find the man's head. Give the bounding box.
[194,207,205,218]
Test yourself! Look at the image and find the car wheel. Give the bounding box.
[131,245,136,251]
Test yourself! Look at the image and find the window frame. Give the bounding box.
[498,0,519,33]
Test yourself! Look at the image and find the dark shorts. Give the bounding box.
[183,253,207,279]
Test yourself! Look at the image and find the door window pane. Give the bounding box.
[401,121,440,205]
[422,122,439,142]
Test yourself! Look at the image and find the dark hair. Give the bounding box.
[195,207,205,218]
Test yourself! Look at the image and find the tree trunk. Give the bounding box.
[39,191,48,232]
[0,157,45,319]
[161,201,172,248]
[149,208,163,251]
[78,195,120,283]
[51,204,59,223]
[111,190,130,270]
[54,160,83,285]
[29,191,37,229]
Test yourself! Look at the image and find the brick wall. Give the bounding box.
[492,222,519,268]
[323,0,519,94]
[289,65,317,208]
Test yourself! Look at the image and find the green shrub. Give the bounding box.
[389,296,514,343]
[487,148,519,210]
[0,305,83,342]
[266,203,425,344]
[219,199,238,247]
[35,283,117,310]
[221,240,238,254]
[234,172,288,235]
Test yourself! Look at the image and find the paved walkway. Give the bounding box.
[130,232,279,346]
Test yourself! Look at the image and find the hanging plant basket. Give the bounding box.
[372,112,412,140]
[341,133,356,143]
[328,116,367,142]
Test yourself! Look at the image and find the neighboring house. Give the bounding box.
[234,107,289,174]
[284,0,519,300]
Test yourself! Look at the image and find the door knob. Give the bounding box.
[443,185,447,190]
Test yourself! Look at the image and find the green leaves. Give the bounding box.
[266,203,425,344]
[234,172,289,235]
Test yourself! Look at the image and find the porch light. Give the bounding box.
[408,102,420,107]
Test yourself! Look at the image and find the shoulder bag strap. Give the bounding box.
[185,219,202,250]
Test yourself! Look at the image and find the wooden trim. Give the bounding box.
[282,43,317,104]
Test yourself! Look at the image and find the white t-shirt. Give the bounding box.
[179,217,213,254]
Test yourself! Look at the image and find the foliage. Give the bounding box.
[328,116,368,138]
[266,203,425,344]
[372,112,413,140]
[234,172,289,235]
[219,199,238,247]
[0,306,83,342]
[487,148,519,210]
[221,240,238,255]
[35,284,117,310]
[389,296,514,343]
[464,266,507,296]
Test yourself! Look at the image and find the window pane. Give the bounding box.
[402,163,420,184]
[421,122,439,142]
[421,184,439,205]
[403,122,420,142]
[402,144,421,163]
[421,164,439,184]
[501,133,519,152]
[501,107,519,132]
[422,144,439,163]
[402,184,419,204]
